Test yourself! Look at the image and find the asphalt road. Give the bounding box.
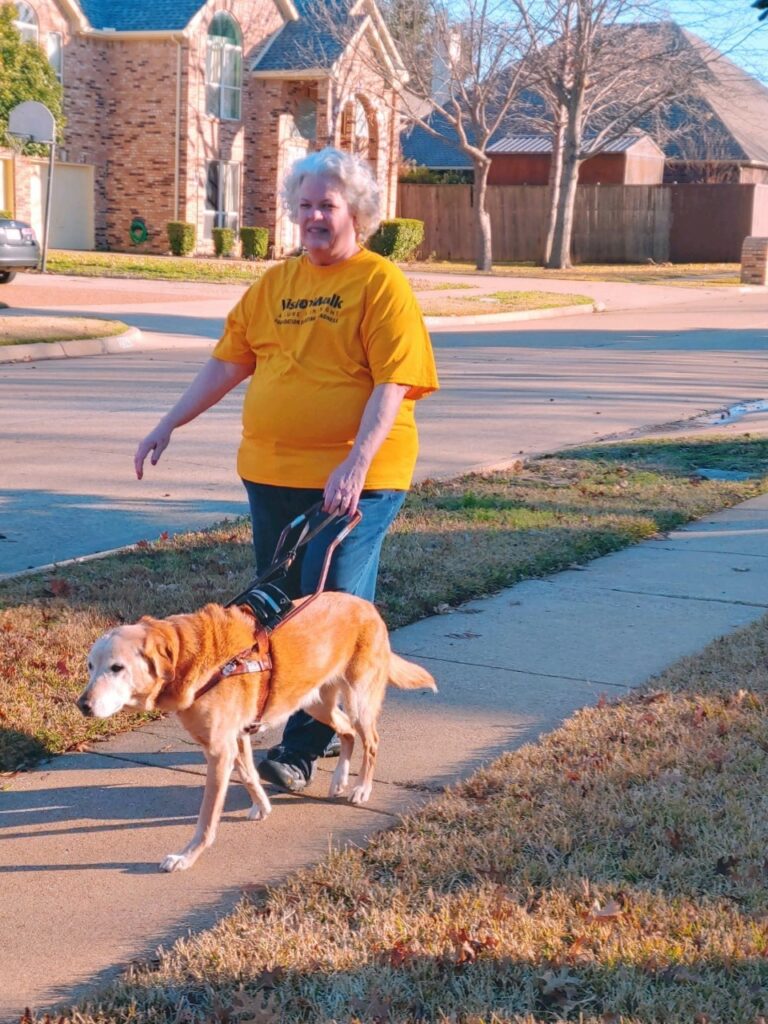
[1,272,767,576]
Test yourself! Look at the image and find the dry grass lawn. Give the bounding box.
[417,291,593,317]
[6,435,768,1023]
[0,315,131,345]
[2,436,766,775]
[408,261,740,287]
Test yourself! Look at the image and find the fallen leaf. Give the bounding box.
[232,987,280,1023]
[254,966,285,990]
[349,991,392,1022]
[587,898,623,922]
[715,855,740,877]
[389,940,417,968]
[666,828,685,851]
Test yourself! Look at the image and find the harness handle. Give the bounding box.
[272,508,361,631]
[227,502,361,612]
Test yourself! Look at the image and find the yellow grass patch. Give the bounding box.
[0,315,130,345]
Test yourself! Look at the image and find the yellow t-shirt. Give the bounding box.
[212,248,439,489]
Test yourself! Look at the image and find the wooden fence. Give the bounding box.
[397,183,768,263]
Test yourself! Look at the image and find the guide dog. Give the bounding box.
[77,593,436,872]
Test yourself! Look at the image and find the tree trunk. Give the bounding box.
[543,115,565,266]
[547,140,580,270]
[473,158,492,271]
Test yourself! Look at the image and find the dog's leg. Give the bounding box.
[350,715,379,805]
[304,700,355,799]
[160,743,235,872]
[235,733,272,821]
[348,668,388,806]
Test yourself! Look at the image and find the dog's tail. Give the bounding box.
[388,652,437,692]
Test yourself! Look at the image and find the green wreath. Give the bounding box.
[129,217,148,245]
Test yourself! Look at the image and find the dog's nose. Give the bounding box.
[77,694,93,717]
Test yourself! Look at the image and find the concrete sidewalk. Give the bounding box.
[3,492,768,1021]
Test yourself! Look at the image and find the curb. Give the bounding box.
[0,326,143,363]
[424,302,596,328]
[0,302,599,364]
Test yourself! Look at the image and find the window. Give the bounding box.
[294,99,317,142]
[204,161,240,239]
[47,31,63,81]
[206,13,242,120]
[14,2,38,45]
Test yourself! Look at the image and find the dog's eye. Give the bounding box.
[110,663,123,673]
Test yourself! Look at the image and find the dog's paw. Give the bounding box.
[349,784,371,805]
[160,853,191,872]
[247,803,270,821]
[327,780,347,799]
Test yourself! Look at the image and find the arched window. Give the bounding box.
[14,2,38,45]
[294,98,317,142]
[206,12,242,120]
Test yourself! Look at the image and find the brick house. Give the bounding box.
[0,0,406,254]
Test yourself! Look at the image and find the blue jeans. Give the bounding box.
[242,482,406,763]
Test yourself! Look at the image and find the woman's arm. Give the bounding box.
[323,382,409,515]
[134,356,255,479]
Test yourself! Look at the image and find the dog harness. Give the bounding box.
[192,617,274,724]
[190,503,363,729]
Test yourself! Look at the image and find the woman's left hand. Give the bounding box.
[323,456,368,516]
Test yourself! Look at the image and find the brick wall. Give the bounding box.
[741,236,768,285]
[19,0,402,255]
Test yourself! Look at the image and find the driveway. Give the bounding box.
[1,272,767,576]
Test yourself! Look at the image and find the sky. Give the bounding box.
[663,0,768,81]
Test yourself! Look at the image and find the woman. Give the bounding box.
[134,147,438,792]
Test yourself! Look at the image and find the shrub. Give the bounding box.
[367,218,425,262]
[167,221,196,257]
[212,226,235,258]
[239,226,269,260]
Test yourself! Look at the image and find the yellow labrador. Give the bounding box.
[77,593,436,872]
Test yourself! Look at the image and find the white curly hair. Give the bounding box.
[281,147,382,242]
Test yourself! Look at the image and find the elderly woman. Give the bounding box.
[134,147,438,792]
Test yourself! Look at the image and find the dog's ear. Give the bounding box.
[140,620,180,707]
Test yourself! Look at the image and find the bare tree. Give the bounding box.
[513,0,707,268]
[299,0,532,271]
[394,0,533,270]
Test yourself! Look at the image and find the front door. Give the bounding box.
[281,139,308,255]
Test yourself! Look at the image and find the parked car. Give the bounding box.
[0,218,41,283]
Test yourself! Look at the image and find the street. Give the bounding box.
[1,272,767,575]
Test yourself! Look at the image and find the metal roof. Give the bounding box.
[487,133,656,155]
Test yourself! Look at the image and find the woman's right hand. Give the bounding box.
[134,425,172,480]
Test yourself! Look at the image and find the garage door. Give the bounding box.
[30,160,94,249]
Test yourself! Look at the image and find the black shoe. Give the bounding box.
[321,734,341,758]
[266,734,341,760]
[258,757,314,793]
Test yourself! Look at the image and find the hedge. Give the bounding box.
[167,221,196,257]
[239,226,269,260]
[367,218,424,261]
[212,226,235,258]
